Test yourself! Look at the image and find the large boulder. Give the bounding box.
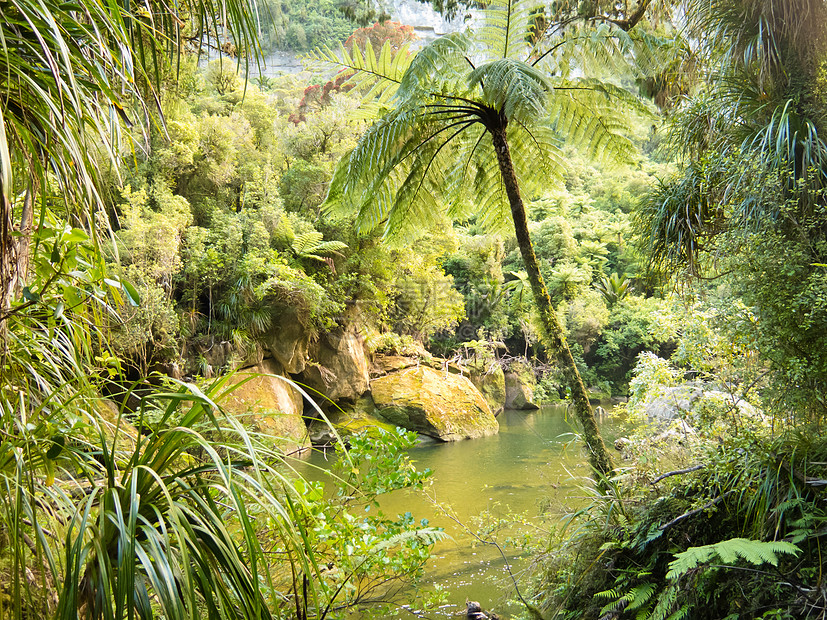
[370,366,499,441]
[467,360,506,415]
[221,358,309,454]
[300,328,370,402]
[370,355,421,377]
[644,385,704,420]
[504,361,539,410]
[263,309,310,374]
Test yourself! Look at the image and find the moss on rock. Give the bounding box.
[370,366,498,441]
[504,360,539,410]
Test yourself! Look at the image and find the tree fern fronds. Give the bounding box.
[666,538,801,580]
[310,40,412,105]
[474,0,541,61]
[469,59,551,121]
[397,32,474,100]
[291,232,348,262]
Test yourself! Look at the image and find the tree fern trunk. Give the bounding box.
[490,124,614,478]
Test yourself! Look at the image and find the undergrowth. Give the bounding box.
[536,425,827,619]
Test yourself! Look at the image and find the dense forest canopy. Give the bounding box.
[2,0,827,618]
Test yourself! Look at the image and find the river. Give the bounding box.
[295,404,632,619]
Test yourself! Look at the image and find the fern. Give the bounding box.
[291,232,347,262]
[319,0,643,242]
[666,538,801,580]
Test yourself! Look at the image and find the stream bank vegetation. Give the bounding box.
[528,0,827,617]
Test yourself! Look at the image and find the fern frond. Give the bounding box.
[626,582,657,612]
[666,538,801,580]
[664,604,690,620]
[649,584,678,620]
[474,0,542,60]
[309,39,412,105]
[397,33,473,102]
[549,79,638,163]
[469,59,550,122]
[291,232,348,261]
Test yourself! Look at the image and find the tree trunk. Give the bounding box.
[14,181,37,297]
[490,123,614,478]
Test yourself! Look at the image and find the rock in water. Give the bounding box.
[466,601,500,620]
[370,366,498,441]
[504,360,540,410]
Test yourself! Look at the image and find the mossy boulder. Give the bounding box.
[300,328,371,402]
[467,360,506,415]
[370,366,498,441]
[221,358,309,454]
[504,360,539,410]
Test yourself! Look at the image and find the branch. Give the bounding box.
[659,490,735,531]
[651,464,703,484]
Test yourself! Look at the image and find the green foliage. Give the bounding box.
[443,235,510,339]
[540,420,827,620]
[588,295,677,391]
[596,272,634,306]
[321,1,638,242]
[666,538,800,579]
[389,254,466,342]
[205,59,243,95]
[635,0,827,422]
[256,0,364,52]
[625,352,679,414]
[291,231,348,265]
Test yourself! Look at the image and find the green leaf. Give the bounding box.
[122,280,141,306]
[64,228,89,243]
[46,434,65,460]
[21,287,40,302]
[666,538,801,580]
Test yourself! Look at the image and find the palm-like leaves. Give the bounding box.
[0,0,260,311]
[323,4,637,242]
[53,380,337,620]
[642,0,827,277]
[291,232,348,263]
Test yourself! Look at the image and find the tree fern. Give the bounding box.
[666,538,801,580]
[319,0,647,478]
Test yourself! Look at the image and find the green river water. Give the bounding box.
[297,404,633,619]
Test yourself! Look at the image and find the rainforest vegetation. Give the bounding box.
[2,0,827,618]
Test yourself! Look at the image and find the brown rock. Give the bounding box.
[300,328,370,402]
[263,309,310,374]
[221,358,309,454]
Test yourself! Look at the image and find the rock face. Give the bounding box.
[370,366,499,441]
[263,309,310,374]
[504,361,539,410]
[467,361,506,415]
[370,355,421,377]
[221,358,309,453]
[644,385,704,420]
[299,328,370,402]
